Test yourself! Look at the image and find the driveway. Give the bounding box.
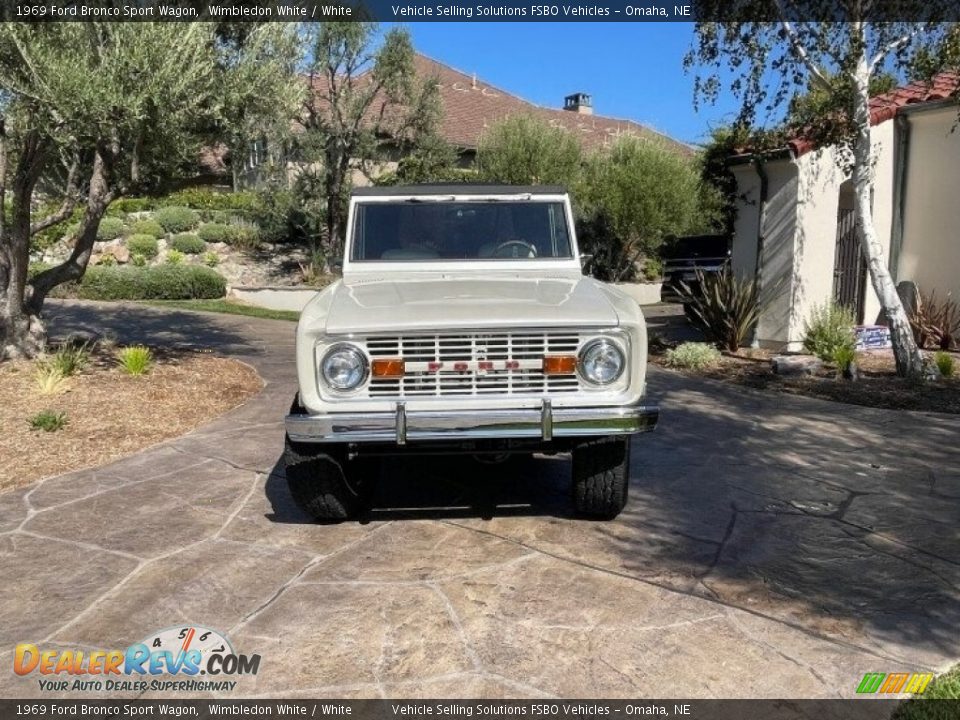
[2,300,958,699]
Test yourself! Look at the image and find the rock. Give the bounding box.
[841,361,860,381]
[771,355,823,376]
[111,245,130,264]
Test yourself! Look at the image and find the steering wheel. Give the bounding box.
[490,239,538,259]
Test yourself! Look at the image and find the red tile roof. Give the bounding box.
[305,53,692,157]
[789,71,959,156]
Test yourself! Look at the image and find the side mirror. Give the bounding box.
[579,253,593,271]
[330,258,343,276]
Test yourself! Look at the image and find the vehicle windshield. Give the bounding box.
[349,200,573,262]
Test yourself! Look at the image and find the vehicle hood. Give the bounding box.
[323,274,620,334]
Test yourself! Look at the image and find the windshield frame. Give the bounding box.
[342,193,582,275]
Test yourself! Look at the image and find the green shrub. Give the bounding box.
[96,253,117,266]
[170,233,206,254]
[641,257,663,281]
[76,265,226,300]
[197,223,234,243]
[164,187,259,213]
[116,346,153,376]
[130,219,165,238]
[665,342,722,370]
[935,350,955,378]
[131,253,147,267]
[678,267,763,352]
[154,206,199,233]
[96,217,126,241]
[126,234,159,258]
[165,249,185,265]
[803,303,856,362]
[203,251,219,267]
[42,343,90,377]
[110,197,157,214]
[226,219,261,251]
[205,210,232,225]
[28,409,68,432]
[832,344,857,377]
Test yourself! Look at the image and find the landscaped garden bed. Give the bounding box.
[33,187,336,293]
[651,342,960,414]
[0,341,262,492]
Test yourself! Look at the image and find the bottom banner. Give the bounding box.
[2,699,958,720]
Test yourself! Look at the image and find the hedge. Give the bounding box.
[170,233,206,254]
[154,206,200,233]
[77,265,226,300]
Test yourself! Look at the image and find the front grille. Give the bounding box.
[362,331,583,398]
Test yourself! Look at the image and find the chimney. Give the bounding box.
[564,92,593,115]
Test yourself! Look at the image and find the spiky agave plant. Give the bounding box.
[909,291,960,350]
[678,267,763,353]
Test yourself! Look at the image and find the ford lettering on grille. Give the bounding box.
[364,332,582,397]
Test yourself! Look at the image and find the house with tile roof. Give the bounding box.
[289,52,690,183]
[727,72,960,350]
[402,53,691,159]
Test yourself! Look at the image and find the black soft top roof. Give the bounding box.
[352,184,567,197]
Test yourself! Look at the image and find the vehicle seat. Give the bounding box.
[380,247,440,260]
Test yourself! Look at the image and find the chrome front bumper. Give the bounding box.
[285,399,659,445]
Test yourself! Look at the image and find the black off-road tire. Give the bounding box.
[284,438,366,521]
[571,437,631,519]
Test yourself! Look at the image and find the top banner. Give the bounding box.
[4,0,960,22]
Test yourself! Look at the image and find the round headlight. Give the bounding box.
[579,339,625,385]
[320,343,368,391]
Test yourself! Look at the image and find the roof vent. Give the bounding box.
[564,92,593,115]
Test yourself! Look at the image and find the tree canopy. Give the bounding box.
[477,115,584,188]
[0,22,302,358]
[297,22,442,262]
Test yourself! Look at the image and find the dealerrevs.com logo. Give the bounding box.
[14,626,260,693]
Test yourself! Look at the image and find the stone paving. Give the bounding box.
[1,300,958,699]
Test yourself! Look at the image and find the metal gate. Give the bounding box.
[833,208,867,323]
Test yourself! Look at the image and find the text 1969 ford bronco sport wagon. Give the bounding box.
[285,184,658,521]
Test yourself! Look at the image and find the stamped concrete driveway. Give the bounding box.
[1,300,959,699]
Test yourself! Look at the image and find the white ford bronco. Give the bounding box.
[285,184,658,521]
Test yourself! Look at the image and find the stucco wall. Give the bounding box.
[730,120,896,350]
[730,158,802,348]
[899,106,960,301]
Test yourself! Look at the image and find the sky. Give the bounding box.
[396,22,744,147]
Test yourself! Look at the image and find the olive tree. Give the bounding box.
[299,22,442,262]
[580,135,710,281]
[477,115,584,188]
[0,23,301,359]
[687,4,959,377]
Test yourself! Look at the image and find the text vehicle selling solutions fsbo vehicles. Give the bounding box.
[285,185,659,520]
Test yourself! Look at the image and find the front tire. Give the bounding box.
[572,437,631,519]
[284,438,372,521]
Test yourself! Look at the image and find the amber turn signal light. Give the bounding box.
[542,355,577,375]
[372,359,405,378]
